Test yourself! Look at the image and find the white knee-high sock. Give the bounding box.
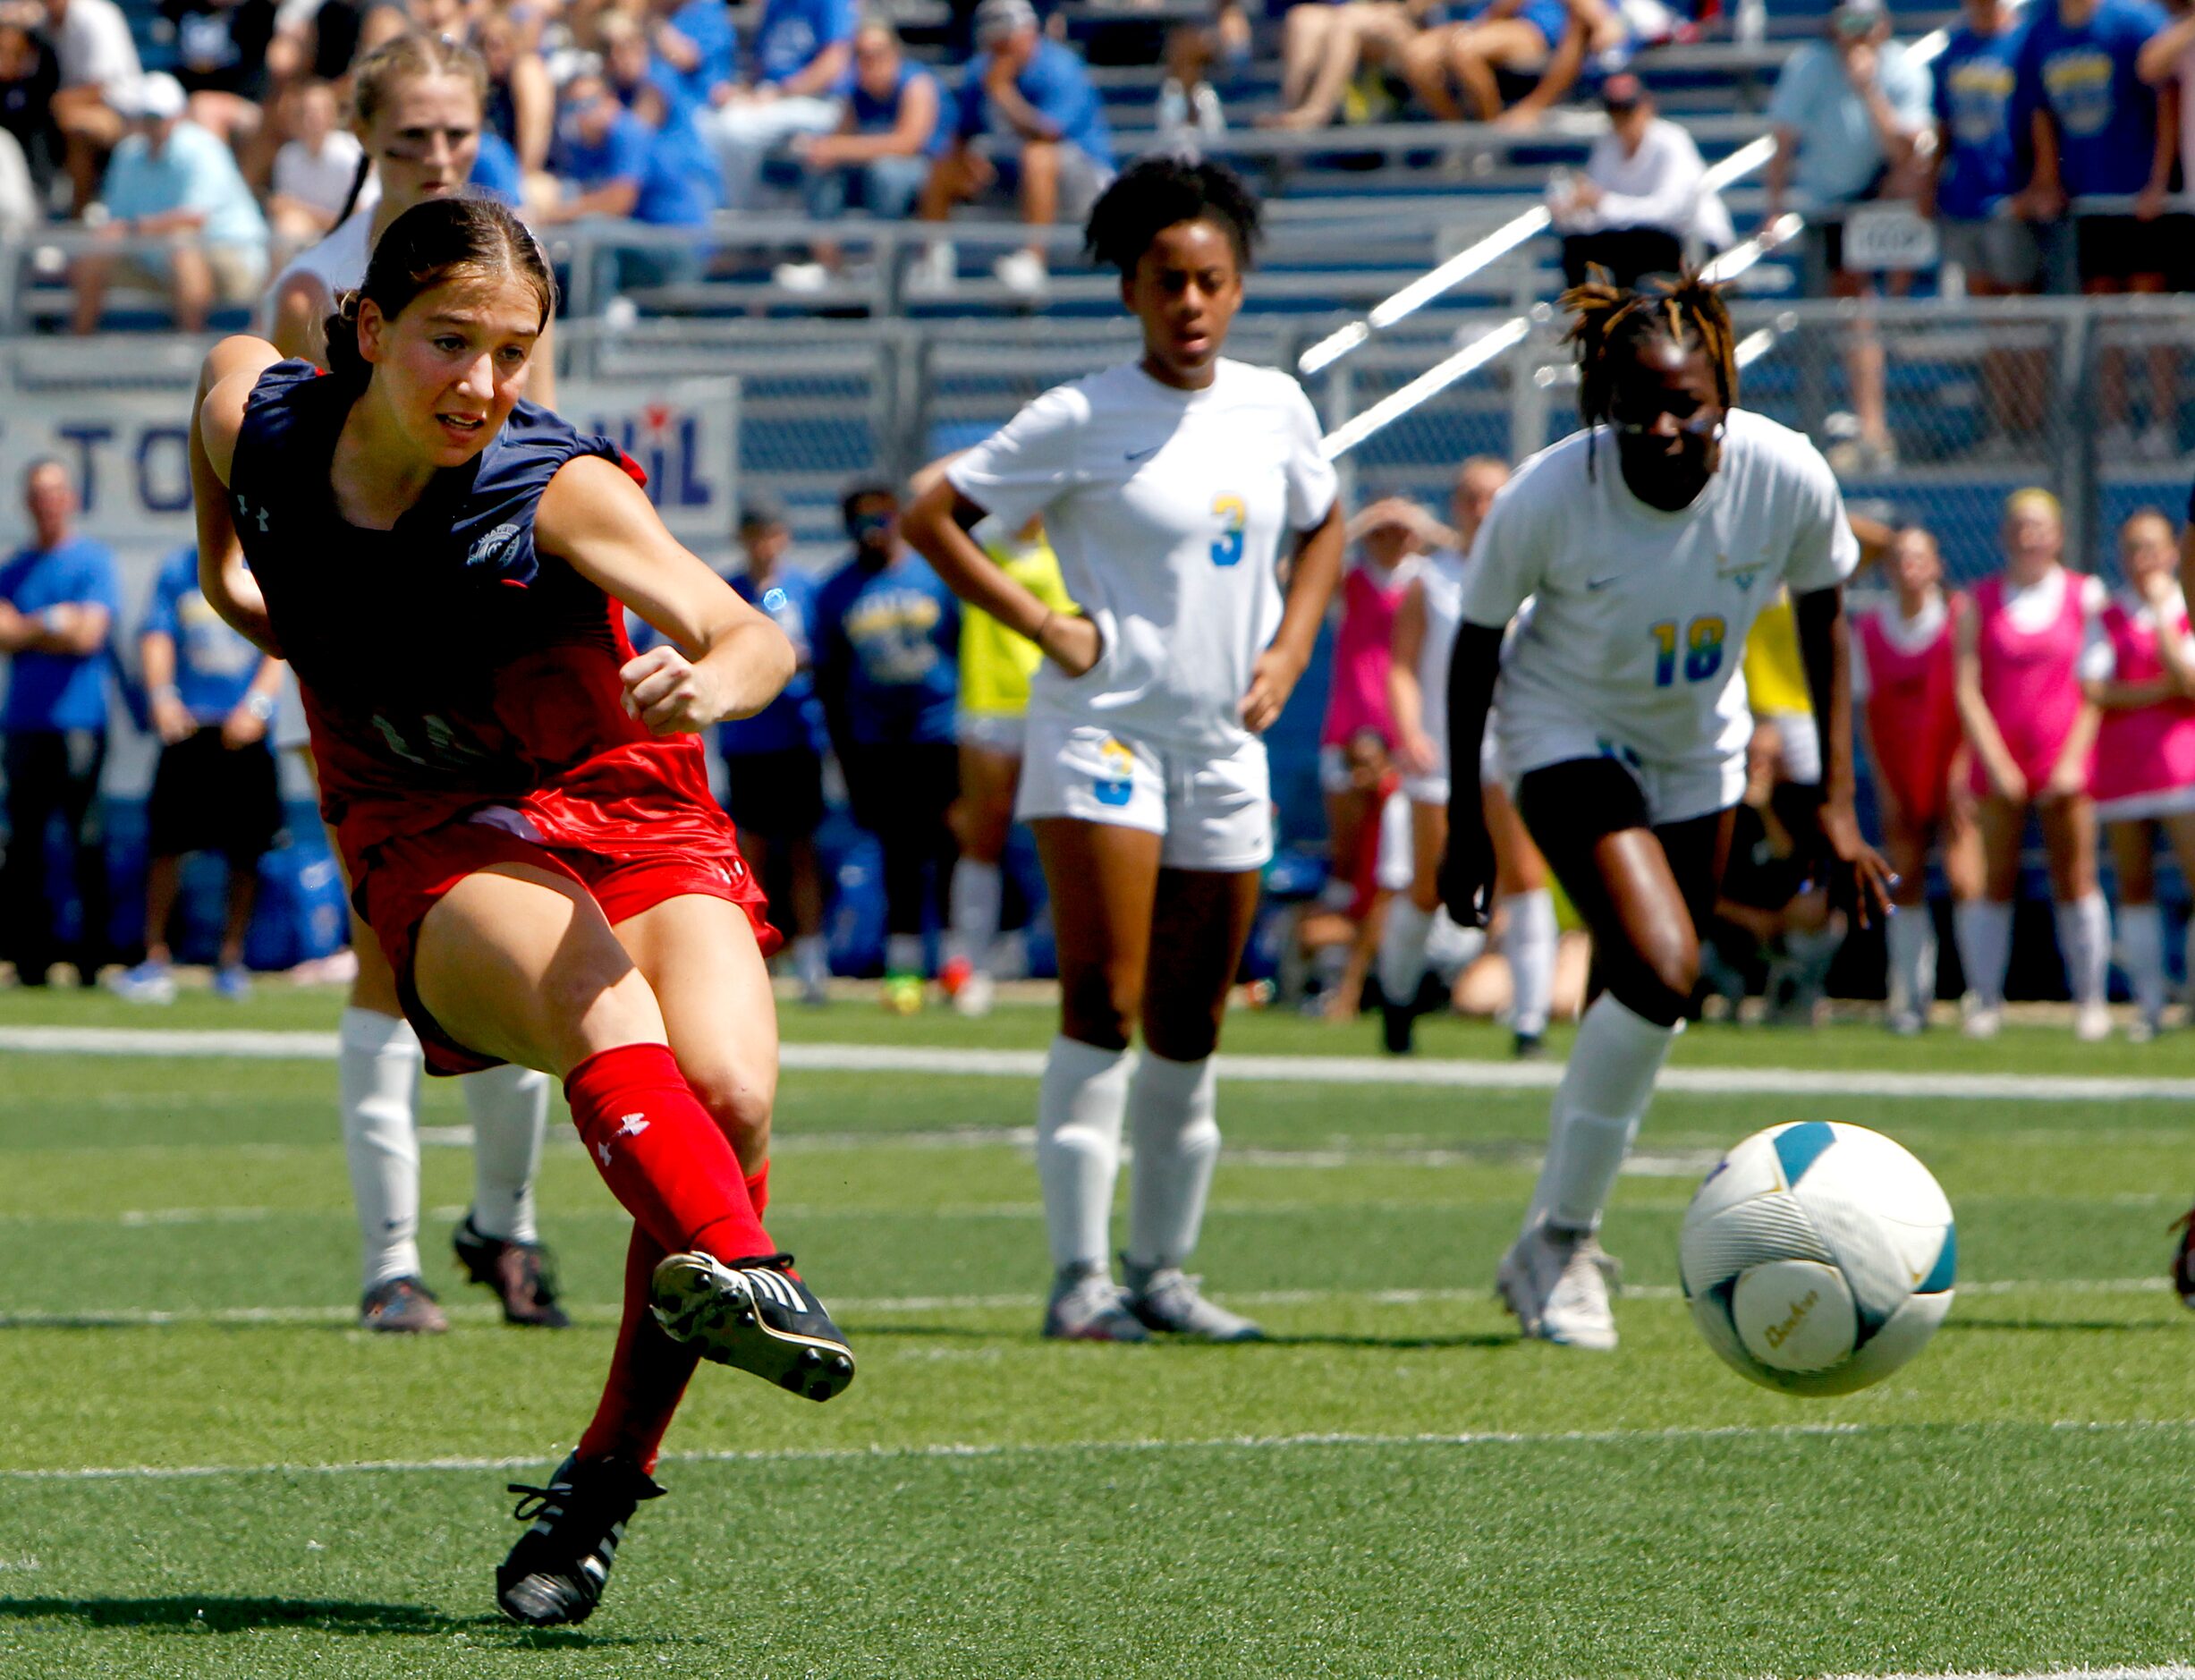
[950,859,1004,974]
[1377,897,1433,1005]
[1530,995,1679,1234]
[1036,1036,1131,1271]
[338,1005,425,1291]
[1125,1051,1220,1271]
[1954,900,2014,1009]
[1501,888,1558,1036]
[1885,904,1937,1018]
[2055,892,2110,1007]
[463,1064,550,1244]
[2119,902,2166,1022]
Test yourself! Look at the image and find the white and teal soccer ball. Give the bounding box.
[1679,1122,1954,1396]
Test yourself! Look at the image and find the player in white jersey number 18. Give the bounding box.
[1439,271,1893,1351]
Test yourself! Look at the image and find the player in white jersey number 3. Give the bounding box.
[906,157,1345,1342]
[1441,272,1892,1350]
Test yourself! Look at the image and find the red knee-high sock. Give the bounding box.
[564,1044,772,1262]
[574,1164,774,1473]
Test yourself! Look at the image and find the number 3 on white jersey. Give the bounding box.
[1209,495,1246,567]
[1649,615,1726,687]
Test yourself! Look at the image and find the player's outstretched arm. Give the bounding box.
[1793,584,1893,928]
[538,453,795,733]
[191,335,284,655]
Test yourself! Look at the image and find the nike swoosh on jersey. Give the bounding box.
[1585,576,1619,590]
[1124,445,1164,462]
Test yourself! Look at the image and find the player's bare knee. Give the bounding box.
[684,1060,775,1164]
[1060,968,1139,1051]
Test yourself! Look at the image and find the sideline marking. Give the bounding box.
[10,1415,2195,1485]
[0,1025,2188,1104]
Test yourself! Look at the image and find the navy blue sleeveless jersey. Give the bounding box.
[229,359,722,863]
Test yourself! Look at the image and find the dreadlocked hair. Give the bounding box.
[1562,265,1738,477]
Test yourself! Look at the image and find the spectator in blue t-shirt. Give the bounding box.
[538,72,712,287]
[107,544,285,1005]
[715,496,834,1005]
[1927,0,2041,449]
[774,17,943,291]
[2013,0,2177,454]
[915,0,1115,299]
[1765,0,1933,471]
[701,0,858,208]
[814,481,961,996]
[0,460,119,987]
[70,71,269,334]
[650,0,738,113]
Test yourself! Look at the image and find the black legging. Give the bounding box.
[842,740,960,940]
[0,727,109,984]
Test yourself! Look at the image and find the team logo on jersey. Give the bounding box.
[466,522,527,571]
[1093,735,1135,808]
[1716,552,1761,591]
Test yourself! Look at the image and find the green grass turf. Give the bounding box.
[3,989,2194,1676]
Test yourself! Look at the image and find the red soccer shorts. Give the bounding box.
[358,815,778,1076]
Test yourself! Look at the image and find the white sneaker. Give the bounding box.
[953,971,996,1018]
[907,242,957,295]
[993,249,1048,298]
[1122,1260,1263,1341]
[1962,1002,2003,1040]
[772,260,830,293]
[2075,1002,2113,1043]
[105,959,176,1005]
[1496,1218,1619,1351]
[1042,1264,1149,1341]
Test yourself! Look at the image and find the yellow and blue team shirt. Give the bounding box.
[813,549,960,745]
[1742,588,1813,719]
[960,522,1074,721]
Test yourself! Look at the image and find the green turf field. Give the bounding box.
[4,987,2194,1678]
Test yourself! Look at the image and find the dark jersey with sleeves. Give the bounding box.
[229,359,733,873]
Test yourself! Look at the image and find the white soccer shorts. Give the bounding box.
[1016,716,1274,872]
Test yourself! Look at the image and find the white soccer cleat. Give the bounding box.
[1962,1002,2002,1040]
[1122,1260,1264,1342]
[1042,1263,1149,1342]
[2074,1003,2113,1043]
[1496,1218,1620,1351]
[953,972,996,1018]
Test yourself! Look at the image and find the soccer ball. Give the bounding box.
[1679,1121,1954,1396]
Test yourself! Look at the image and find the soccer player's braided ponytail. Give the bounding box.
[1562,266,1738,477]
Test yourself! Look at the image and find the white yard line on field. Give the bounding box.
[9,1022,2195,1103]
[0,1274,2165,1329]
[12,1415,2195,1485]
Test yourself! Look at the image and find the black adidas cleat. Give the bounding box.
[453,1213,572,1328]
[496,1452,664,1627]
[649,1251,856,1403]
[1380,997,1417,1056]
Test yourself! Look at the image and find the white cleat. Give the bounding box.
[1496,1218,1620,1351]
[1042,1263,1149,1342]
[1962,1003,2003,1040]
[1122,1260,1264,1342]
[953,972,996,1018]
[2075,1003,2113,1043]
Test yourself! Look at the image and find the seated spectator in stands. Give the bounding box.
[474,7,552,173]
[1926,0,2041,455]
[1765,0,1932,472]
[1403,0,1608,128]
[2015,0,2177,459]
[43,0,140,213]
[914,0,1113,298]
[649,0,736,114]
[70,72,269,333]
[0,18,56,198]
[163,0,276,156]
[775,14,939,288]
[107,544,285,1006]
[0,123,33,235]
[1549,73,1731,284]
[1157,14,1227,141]
[1266,0,1428,132]
[599,13,725,203]
[533,71,714,288]
[701,0,856,209]
[266,78,363,246]
[0,461,119,989]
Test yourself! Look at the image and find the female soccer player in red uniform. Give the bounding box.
[189,193,852,1628]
